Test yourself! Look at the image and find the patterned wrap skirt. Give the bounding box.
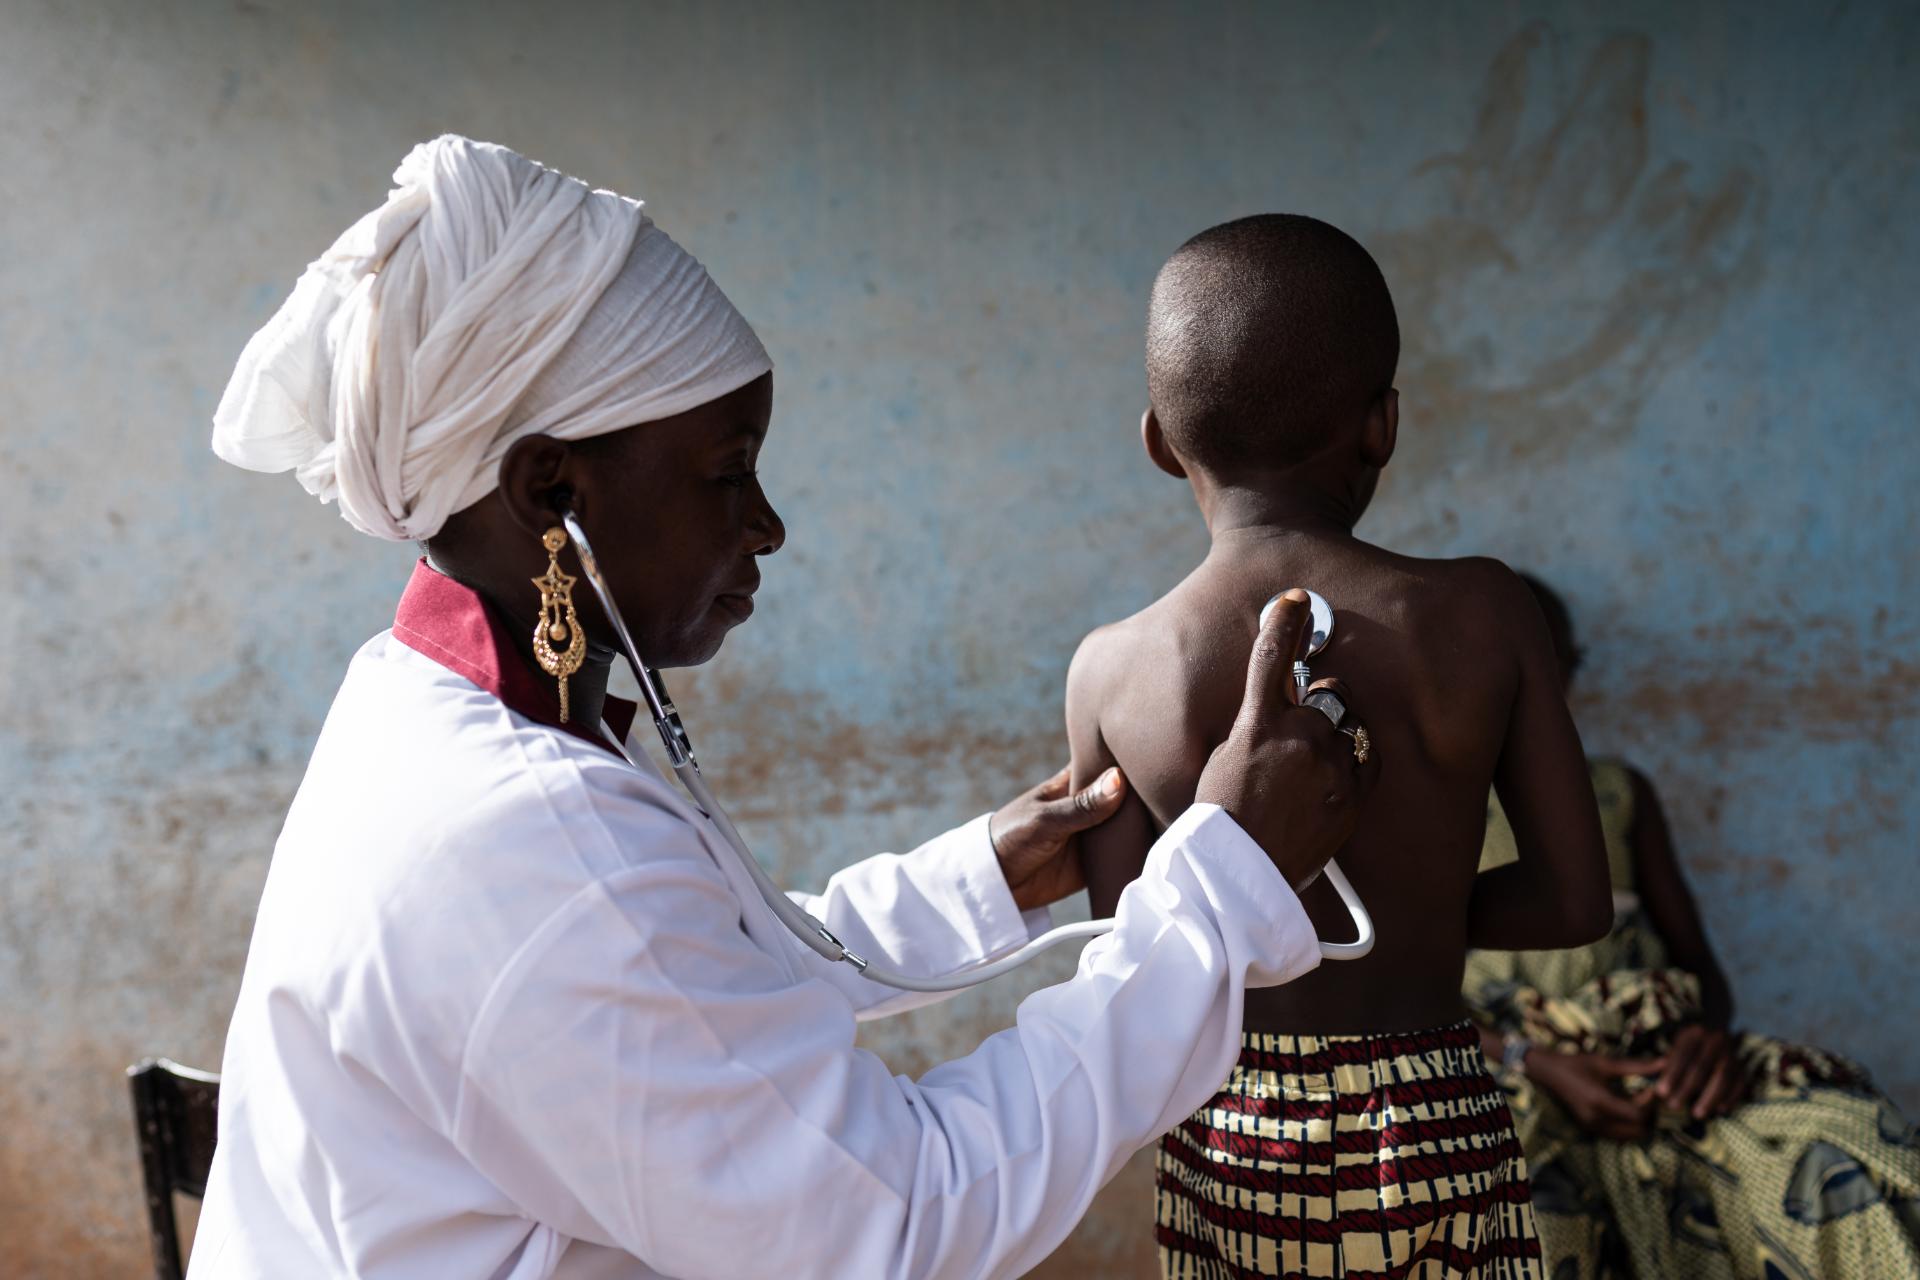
[1156,1021,1543,1279]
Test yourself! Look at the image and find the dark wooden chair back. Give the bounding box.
[127,1057,220,1280]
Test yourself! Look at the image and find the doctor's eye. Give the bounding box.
[719,471,758,490]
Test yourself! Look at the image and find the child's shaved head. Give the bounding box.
[1146,214,1399,474]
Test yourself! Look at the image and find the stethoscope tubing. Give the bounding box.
[560,509,1373,992]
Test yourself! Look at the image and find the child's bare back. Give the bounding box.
[1070,534,1604,1034]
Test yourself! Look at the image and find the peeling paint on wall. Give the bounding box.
[3,2,1916,1276]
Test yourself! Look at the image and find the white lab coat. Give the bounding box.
[189,565,1321,1279]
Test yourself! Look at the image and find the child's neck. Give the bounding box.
[1199,476,1362,546]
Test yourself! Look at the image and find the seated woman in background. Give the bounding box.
[1466,574,1920,1280]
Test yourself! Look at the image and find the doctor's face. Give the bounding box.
[572,371,782,668]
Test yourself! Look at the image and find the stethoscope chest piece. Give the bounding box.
[1260,588,1334,658]
[1261,588,1335,705]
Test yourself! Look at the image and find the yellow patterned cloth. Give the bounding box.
[1156,1022,1543,1278]
[1466,760,1920,1279]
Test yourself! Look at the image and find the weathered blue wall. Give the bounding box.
[3,2,1915,1274]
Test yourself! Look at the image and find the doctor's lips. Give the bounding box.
[714,577,759,620]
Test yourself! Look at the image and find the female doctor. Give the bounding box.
[190,136,1377,1280]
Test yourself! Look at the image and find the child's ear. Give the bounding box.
[1141,407,1187,479]
[1361,389,1398,469]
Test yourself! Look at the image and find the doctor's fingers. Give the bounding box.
[1031,765,1073,803]
[1232,590,1313,732]
[1281,705,1377,816]
[1047,767,1128,826]
[1235,597,1376,786]
[1194,705,1372,889]
[990,766,1129,869]
[1010,764,1124,824]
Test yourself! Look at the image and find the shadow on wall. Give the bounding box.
[1375,24,1765,498]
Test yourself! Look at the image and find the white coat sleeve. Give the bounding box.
[452,796,1320,1280]
[785,813,1055,1020]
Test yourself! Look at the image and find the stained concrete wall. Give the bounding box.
[3,1,1916,1274]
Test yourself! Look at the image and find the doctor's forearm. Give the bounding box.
[870,807,1323,1277]
[787,813,1044,1017]
[454,805,1322,1280]
[789,806,1324,1279]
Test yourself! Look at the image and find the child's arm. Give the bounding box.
[1065,632,1156,920]
[1466,568,1612,949]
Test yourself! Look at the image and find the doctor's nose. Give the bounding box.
[748,490,785,557]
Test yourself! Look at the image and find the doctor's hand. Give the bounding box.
[990,765,1131,911]
[1195,589,1380,889]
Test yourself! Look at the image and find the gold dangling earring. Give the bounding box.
[531,527,587,722]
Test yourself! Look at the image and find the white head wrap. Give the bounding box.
[212,135,771,541]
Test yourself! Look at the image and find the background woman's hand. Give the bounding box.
[1656,1025,1749,1120]
[990,765,1129,911]
[1194,590,1380,887]
[1526,1049,1665,1141]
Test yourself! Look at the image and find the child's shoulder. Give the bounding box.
[1064,572,1214,711]
[1356,547,1541,635]
[1065,598,1162,700]
[1365,544,1528,591]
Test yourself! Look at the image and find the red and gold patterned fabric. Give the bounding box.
[1157,1022,1543,1278]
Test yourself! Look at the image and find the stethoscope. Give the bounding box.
[561,509,1373,992]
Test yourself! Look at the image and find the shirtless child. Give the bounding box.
[1067,215,1611,1280]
